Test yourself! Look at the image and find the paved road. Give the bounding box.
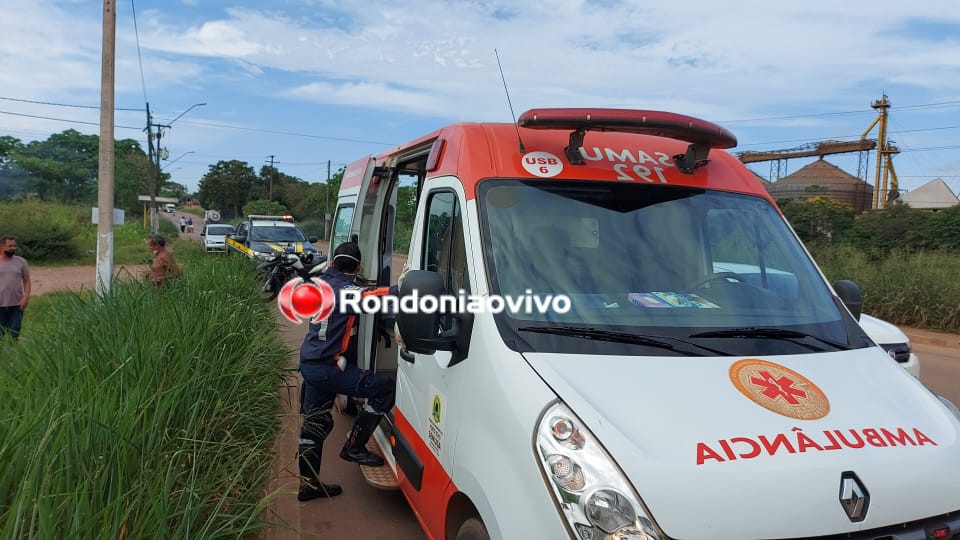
[916,342,960,406]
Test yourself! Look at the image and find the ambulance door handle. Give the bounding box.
[399,347,415,363]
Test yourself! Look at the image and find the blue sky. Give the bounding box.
[2,0,959,196]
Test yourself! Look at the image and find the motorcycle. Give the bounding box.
[257,250,328,301]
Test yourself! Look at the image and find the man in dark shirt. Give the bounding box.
[297,242,396,501]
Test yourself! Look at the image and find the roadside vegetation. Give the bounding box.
[782,197,960,333]
[0,199,178,265]
[0,242,288,538]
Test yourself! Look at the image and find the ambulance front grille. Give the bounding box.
[788,510,960,540]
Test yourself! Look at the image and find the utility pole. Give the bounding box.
[266,155,276,200]
[325,159,331,238]
[96,0,116,295]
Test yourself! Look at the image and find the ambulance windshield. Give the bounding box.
[478,179,870,356]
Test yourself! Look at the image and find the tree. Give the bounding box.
[113,139,154,215]
[12,129,99,202]
[243,199,289,216]
[847,200,930,255]
[780,197,855,244]
[925,205,960,251]
[197,160,257,219]
[0,135,24,164]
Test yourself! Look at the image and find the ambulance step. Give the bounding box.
[359,437,399,490]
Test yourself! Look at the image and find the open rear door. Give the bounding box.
[345,156,395,373]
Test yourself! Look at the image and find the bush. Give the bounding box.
[811,244,960,332]
[845,201,930,257]
[0,249,289,537]
[925,205,960,251]
[0,199,83,260]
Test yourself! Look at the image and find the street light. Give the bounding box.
[149,103,206,233]
[167,102,207,126]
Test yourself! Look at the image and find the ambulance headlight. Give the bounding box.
[536,402,663,540]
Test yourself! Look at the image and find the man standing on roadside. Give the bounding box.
[0,236,30,340]
[147,234,181,287]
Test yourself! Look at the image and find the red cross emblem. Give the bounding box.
[750,370,807,405]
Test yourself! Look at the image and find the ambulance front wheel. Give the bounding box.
[455,516,489,540]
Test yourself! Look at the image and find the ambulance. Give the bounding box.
[330,108,960,540]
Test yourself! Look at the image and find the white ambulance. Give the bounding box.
[330,108,959,539]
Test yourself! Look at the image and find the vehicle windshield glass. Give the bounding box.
[206,225,234,236]
[251,225,306,242]
[478,179,867,356]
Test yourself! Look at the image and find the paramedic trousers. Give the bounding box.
[297,359,395,481]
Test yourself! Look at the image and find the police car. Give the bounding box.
[225,215,320,261]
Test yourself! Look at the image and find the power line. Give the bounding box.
[130,0,149,104]
[152,117,397,145]
[720,99,960,124]
[0,96,144,111]
[739,124,960,148]
[720,109,873,124]
[0,110,142,130]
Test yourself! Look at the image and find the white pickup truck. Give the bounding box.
[860,313,920,378]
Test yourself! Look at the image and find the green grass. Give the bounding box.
[0,243,289,538]
[811,244,960,333]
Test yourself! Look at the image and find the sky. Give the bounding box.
[2,0,960,197]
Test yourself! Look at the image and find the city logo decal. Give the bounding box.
[729,359,830,420]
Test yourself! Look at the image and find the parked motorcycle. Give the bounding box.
[257,250,327,301]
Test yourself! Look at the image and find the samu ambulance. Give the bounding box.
[328,108,960,540]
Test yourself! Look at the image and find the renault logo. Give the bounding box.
[839,471,870,522]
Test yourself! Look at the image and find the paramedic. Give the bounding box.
[296,242,397,501]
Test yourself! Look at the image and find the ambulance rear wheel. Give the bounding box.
[455,516,489,540]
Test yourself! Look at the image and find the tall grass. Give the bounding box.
[0,243,289,538]
[811,244,960,332]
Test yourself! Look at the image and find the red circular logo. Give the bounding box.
[277,277,335,324]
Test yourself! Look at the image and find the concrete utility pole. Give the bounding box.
[145,102,158,233]
[96,0,116,295]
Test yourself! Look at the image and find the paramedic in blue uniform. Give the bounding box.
[296,241,397,501]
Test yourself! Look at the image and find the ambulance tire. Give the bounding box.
[455,516,489,540]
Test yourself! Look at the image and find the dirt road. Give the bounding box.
[29,264,147,296]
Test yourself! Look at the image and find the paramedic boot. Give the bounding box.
[297,441,342,501]
[339,411,385,466]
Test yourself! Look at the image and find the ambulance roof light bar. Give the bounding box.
[517,108,737,174]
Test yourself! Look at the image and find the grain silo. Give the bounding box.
[766,158,873,212]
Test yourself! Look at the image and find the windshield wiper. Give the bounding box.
[688,327,851,351]
[517,326,730,356]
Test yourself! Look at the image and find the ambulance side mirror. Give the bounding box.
[397,270,473,366]
[834,280,862,321]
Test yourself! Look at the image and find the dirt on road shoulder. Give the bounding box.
[30,264,148,296]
